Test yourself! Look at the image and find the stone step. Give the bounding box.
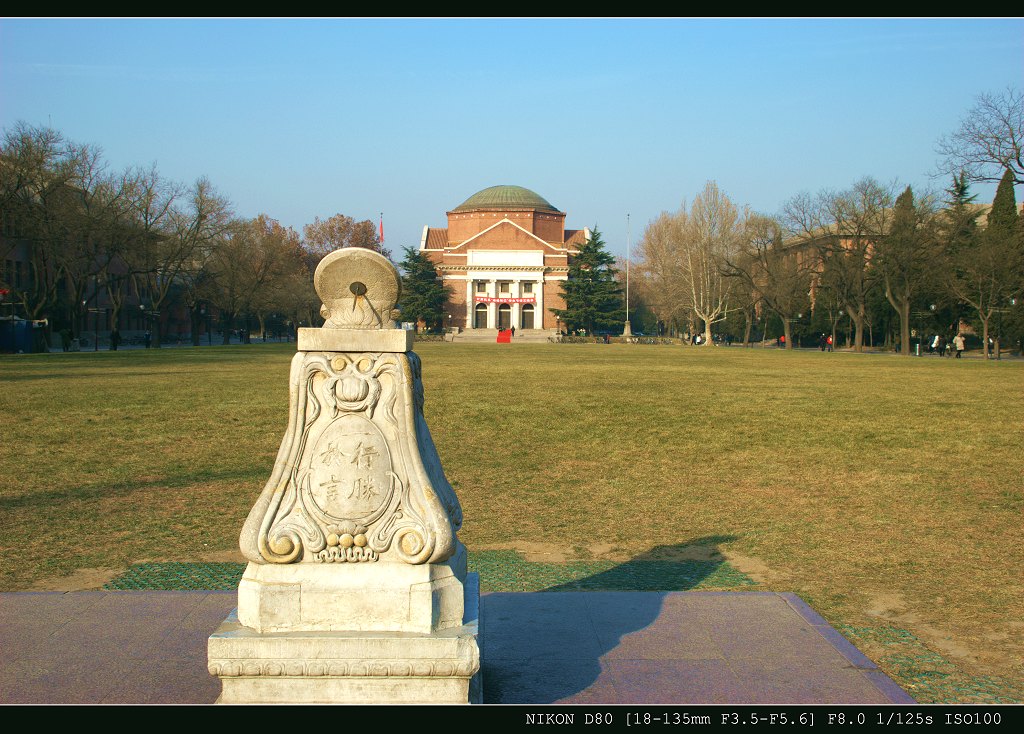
[452,329,553,343]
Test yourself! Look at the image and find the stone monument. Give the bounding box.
[208,248,481,704]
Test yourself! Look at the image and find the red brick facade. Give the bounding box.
[420,186,584,331]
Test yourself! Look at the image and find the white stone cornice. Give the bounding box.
[437,264,546,272]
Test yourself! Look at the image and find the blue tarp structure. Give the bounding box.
[0,317,33,353]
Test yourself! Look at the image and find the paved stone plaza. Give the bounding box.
[0,590,912,704]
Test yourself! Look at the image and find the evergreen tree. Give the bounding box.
[398,246,450,332]
[948,168,1022,357]
[987,167,1019,239]
[942,172,978,255]
[983,169,1023,356]
[877,186,935,356]
[552,226,625,334]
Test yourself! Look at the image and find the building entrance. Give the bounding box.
[474,303,488,329]
[497,304,512,330]
[521,304,535,329]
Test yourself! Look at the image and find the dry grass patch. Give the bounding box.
[1,341,1021,686]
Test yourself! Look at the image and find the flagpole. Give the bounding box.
[623,213,632,338]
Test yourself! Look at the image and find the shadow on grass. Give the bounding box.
[0,467,266,511]
[481,534,740,704]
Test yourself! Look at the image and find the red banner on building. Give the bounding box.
[475,297,536,304]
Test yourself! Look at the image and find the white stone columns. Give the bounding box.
[465,280,473,329]
[511,280,520,329]
[486,279,496,329]
[535,277,545,330]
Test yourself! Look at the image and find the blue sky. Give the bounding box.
[2,18,1022,258]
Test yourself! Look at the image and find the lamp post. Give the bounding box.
[200,304,210,345]
[87,274,106,352]
[910,307,934,356]
[993,297,1016,361]
[80,277,101,351]
[783,313,802,349]
[1012,298,1018,356]
[996,303,1002,360]
[928,304,936,355]
[140,303,155,348]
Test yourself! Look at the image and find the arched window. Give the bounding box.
[521,304,535,329]
[497,304,511,330]
[474,303,488,329]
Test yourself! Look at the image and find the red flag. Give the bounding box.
[379,212,384,244]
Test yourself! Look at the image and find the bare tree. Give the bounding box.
[303,213,390,260]
[874,186,940,356]
[638,182,744,344]
[169,179,233,346]
[814,256,849,349]
[88,166,146,349]
[635,211,689,334]
[57,147,133,342]
[0,124,93,344]
[128,175,230,347]
[249,223,308,339]
[205,215,304,344]
[2,123,240,349]
[784,178,895,352]
[936,87,1024,186]
[723,215,812,350]
[273,259,319,333]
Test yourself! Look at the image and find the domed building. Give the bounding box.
[420,185,588,332]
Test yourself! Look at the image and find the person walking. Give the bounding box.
[953,333,965,359]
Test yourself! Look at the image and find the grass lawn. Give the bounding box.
[1,341,1021,700]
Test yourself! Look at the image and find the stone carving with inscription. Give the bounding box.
[240,250,462,570]
[209,247,480,704]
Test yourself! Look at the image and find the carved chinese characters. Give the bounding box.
[209,246,480,703]
[238,250,463,570]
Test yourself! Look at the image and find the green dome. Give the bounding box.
[452,185,560,213]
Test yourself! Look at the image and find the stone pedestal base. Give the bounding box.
[237,544,469,634]
[208,574,481,704]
